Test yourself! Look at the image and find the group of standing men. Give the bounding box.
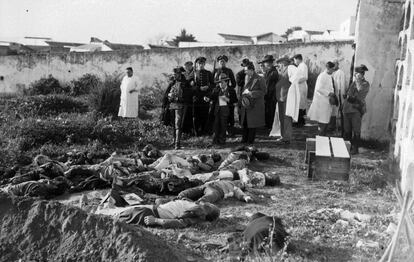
[160,53,311,150]
[119,50,369,155]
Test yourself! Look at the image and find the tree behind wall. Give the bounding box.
[172,29,197,46]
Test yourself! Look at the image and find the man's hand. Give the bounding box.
[244,196,253,203]
[204,96,210,102]
[144,216,158,226]
[200,85,209,91]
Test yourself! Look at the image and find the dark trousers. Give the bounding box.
[278,101,292,141]
[227,105,235,135]
[265,98,277,129]
[213,106,230,144]
[318,122,328,136]
[242,114,256,144]
[194,104,209,135]
[297,109,306,127]
[178,184,224,204]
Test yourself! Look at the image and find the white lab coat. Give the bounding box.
[307,71,334,124]
[118,75,140,118]
[296,62,308,110]
[332,69,347,116]
[285,65,300,122]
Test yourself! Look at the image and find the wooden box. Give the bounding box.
[311,136,351,181]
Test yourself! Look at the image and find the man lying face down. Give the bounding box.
[117,198,220,228]
[177,180,252,203]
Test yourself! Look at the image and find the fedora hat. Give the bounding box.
[258,55,275,64]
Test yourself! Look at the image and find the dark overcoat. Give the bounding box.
[239,73,266,128]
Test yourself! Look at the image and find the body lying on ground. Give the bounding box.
[117,198,220,228]
[178,180,252,203]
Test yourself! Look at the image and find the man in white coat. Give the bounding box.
[118,67,140,118]
[330,60,347,134]
[293,54,308,127]
[307,62,336,136]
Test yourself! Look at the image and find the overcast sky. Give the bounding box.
[0,0,358,44]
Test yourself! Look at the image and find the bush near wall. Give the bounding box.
[89,74,121,116]
[6,113,173,151]
[26,74,68,95]
[70,74,101,96]
[1,94,88,118]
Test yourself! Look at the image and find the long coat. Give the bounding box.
[307,71,334,124]
[240,73,266,128]
[118,75,140,118]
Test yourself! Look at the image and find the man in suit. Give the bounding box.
[258,55,279,130]
[239,62,266,144]
[236,58,251,125]
[275,57,293,144]
[213,55,237,136]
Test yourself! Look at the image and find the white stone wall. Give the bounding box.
[394,0,414,194]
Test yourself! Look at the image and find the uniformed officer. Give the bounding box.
[182,61,195,134]
[342,64,370,154]
[193,57,214,135]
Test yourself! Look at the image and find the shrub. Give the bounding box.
[140,78,167,110]
[70,74,101,96]
[28,75,63,95]
[89,73,121,116]
[1,94,88,118]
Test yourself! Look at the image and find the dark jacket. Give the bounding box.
[236,69,246,95]
[239,73,266,128]
[275,66,290,102]
[194,69,214,101]
[210,85,238,115]
[165,75,193,110]
[213,67,236,88]
[264,67,279,101]
[342,79,370,115]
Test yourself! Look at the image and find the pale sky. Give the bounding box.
[0,0,358,45]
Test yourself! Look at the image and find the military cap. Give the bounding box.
[240,58,251,67]
[217,55,229,62]
[195,57,207,64]
[214,73,230,83]
[184,61,193,66]
[258,54,275,64]
[354,64,369,73]
[173,66,185,74]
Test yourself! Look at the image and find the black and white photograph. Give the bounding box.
[0,0,413,261]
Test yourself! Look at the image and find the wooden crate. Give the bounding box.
[312,136,351,181]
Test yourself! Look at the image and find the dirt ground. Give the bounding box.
[141,127,399,262]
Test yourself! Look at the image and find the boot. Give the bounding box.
[170,129,176,147]
[174,130,182,150]
[351,134,360,155]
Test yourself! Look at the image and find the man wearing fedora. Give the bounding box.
[213,55,237,137]
[258,55,279,130]
[239,62,266,144]
[193,57,214,136]
[210,73,238,145]
[165,66,193,149]
[236,58,251,124]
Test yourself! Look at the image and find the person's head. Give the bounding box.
[293,54,303,66]
[215,73,230,89]
[211,152,222,163]
[173,66,185,80]
[259,63,266,74]
[354,64,368,81]
[244,62,255,77]
[276,57,290,71]
[259,55,275,71]
[33,154,52,166]
[325,61,336,75]
[240,58,251,68]
[217,55,228,68]
[195,57,206,70]
[126,67,133,77]
[184,61,193,72]
[198,202,220,221]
